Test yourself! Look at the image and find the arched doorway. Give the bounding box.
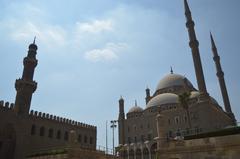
[150,143,157,159]
[143,148,149,159]
[136,149,141,159]
[129,149,134,159]
[0,124,16,159]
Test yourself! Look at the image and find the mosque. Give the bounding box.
[117,0,237,159]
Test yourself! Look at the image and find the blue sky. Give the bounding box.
[0,0,240,148]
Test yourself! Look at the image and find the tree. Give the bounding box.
[178,92,192,129]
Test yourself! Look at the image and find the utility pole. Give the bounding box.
[110,120,117,156]
[106,120,108,155]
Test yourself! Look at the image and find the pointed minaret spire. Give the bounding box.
[184,0,191,15]
[33,36,36,44]
[184,0,208,98]
[170,66,173,74]
[210,32,235,122]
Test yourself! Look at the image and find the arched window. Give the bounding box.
[40,126,45,137]
[31,125,36,135]
[129,149,134,159]
[78,134,82,143]
[57,130,61,139]
[150,143,157,159]
[48,128,53,138]
[64,131,69,141]
[136,149,141,159]
[143,148,149,159]
[84,135,88,143]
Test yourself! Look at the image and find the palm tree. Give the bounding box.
[178,92,192,129]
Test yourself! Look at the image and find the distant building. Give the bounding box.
[117,1,237,159]
[0,39,96,159]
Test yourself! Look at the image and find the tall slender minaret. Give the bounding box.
[118,96,125,145]
[210,33,236,121]
[14,38,38,116]
[184,0,208,98]
[145,87,151,104]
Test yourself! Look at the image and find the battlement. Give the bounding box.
[29,110,97,130]
[0,100,15,111]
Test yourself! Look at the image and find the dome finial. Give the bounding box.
[135,100,137,106]
[170,66,173,74]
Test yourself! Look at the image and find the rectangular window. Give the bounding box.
[84,136,88,143]
[184,116,188,123]
[128,137,131,144]
[168,131,173,138]
[78,134,82,143]
[147,124,150,129]
[64,131,69,141]
[90,137,93,144]
[175,116,180,124]
[141,135,145,142]
[148,134,152,141]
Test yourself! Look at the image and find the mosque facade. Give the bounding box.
[117,1,237,159]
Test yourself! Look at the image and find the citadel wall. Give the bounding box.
[0,100,97,159]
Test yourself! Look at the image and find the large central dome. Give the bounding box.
[156,73,193,91]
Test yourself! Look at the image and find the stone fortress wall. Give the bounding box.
[0,100,97,158]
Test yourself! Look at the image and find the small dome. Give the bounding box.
[147,93,179,108]
[156,73,193,91]
[128,106,143,113]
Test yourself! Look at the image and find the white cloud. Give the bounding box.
[76,20,113,34]
[84,42,127,62]
[7,21,67,48]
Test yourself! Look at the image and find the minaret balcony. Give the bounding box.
[15,79,37,92]
[23,57,38,67]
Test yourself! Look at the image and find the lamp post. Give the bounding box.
[110,120,117,156]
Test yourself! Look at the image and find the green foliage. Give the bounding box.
[27,149,67,157]
[178,92,192,128]
[178,92,190,110]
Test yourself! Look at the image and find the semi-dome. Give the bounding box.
[128,106,143,113]
[156,73,193,91]
[146,93,179,108]
[190,91,218,104]
[190,91,200,98]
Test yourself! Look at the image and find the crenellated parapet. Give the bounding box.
[0,100,15,111]
[28,110,96,130]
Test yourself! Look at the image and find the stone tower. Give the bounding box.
[184,0,208,98]
[210,33,236,123]
[14,39,38,116]
[118,96,125,145]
